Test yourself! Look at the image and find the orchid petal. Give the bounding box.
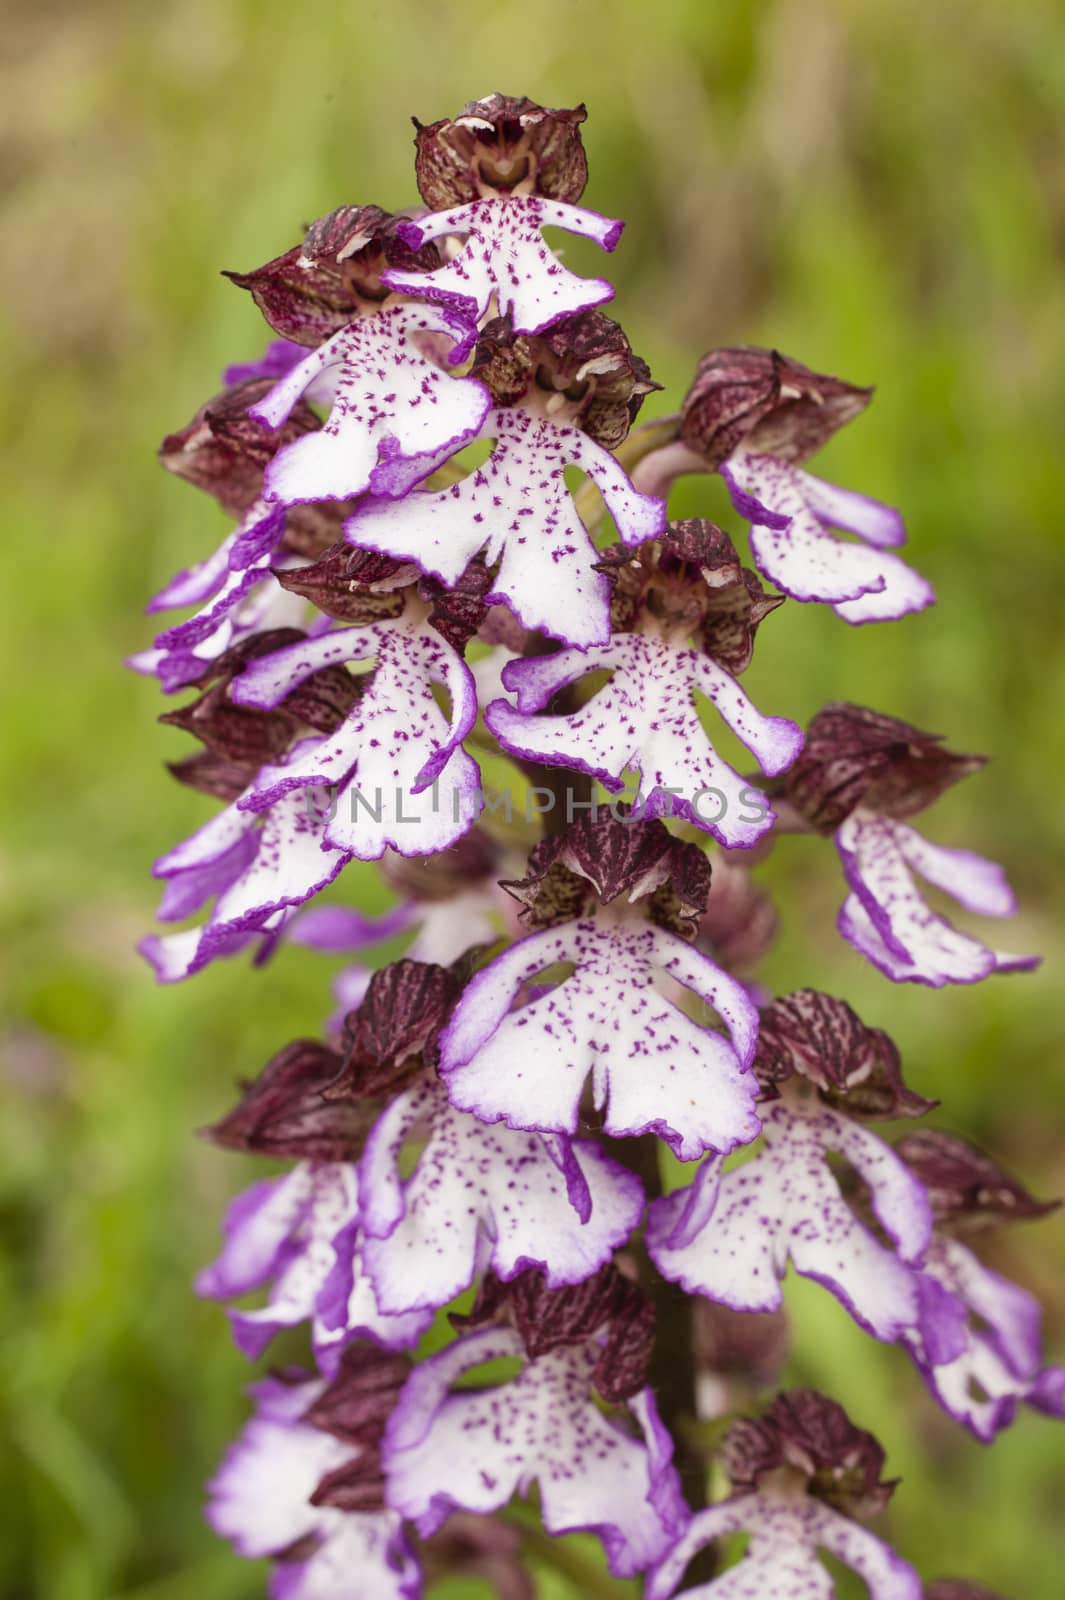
[246,304,487,507]
[384,1331,680,1575]
[836,814,1038,986]
[648,1101,923,1340]
[358,1075,644,1314]
[724,453,931,621]
[383,196,621,335]
[233,619,482,857]
[489,636,800,848]
[440,920,761,1161]
[796,469,907,548]
[345,409,659,648]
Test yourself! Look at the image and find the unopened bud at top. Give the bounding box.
[414,93,589,209]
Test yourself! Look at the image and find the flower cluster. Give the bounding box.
[136,94,1058,1597]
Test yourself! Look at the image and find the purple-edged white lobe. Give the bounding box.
[438,918,761,1162]
[197,1161,429,1364]
[207,1374,420,1599]
[150,499,287,655]
[147,498,291,620]
[384,195,621,335]
[154,553,281,651]
[314,1216,434,1376]
[383,1326,685,1577]
[143,762,351,983]
[344,408,664,648]
[357,1073,644,1315]
[148,529,243,614]
[230,617,482,859]
[197,1170,317,1303]
[132,573,308,693]
[795,468,907,549]
[836,813,1039,987]
[831,554,937,625]
[646,1494,920,1600]
[139,921,278,984]
[246,303,488,507]
[269,1515,422,1600]
[488,634,802,848]
[892,827,1018,916]
[207,1374,347,1557]
[723,452,932,623]
[647,1098,929,1340]
[906,1234,1065,1441]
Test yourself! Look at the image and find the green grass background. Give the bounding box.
[1,0,1064,1594]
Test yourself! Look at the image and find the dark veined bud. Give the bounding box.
[419,555,495,651]
[166,749,259,803]
[304,1345,412,1514]
[413,93,589,209]
[776,702,986,832]
[274,544,415,625]
[893,1128,1060,1234]
[202,1038,371,1162]
[224,204,444,346]
[327,958,463,1099]
[503,809,712,935]
[159,377,312,517]
[455,1264,655,1402]
[159,626,363,772]
[471,309,657,447]
[596,519,783,671]
[722,1389,897,1519]
[159,379,351,558]
[681,346,872,469]
[753,989,936,1119]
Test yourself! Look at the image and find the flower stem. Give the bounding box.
[509,1515,635,1597]
[612,1134,719,1591]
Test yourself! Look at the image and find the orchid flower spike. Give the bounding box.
[136,88,1054,1600]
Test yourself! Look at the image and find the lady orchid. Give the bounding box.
[136,92,1056,1597]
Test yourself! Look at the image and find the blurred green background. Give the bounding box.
[2,0,1064,1595]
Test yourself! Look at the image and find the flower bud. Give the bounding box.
[414,94,589,208]
[225,205,443,345]
[754,989,935,1118]
[681,346,871,468]
[471,309,657,446]
[777,702,986,832]
[722,1389,897,1518]
[894,1129,1060,1234]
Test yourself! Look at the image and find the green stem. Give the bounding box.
[612,412,683,474]
[510,1516,634,1598]
[611,1135,719,1591]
